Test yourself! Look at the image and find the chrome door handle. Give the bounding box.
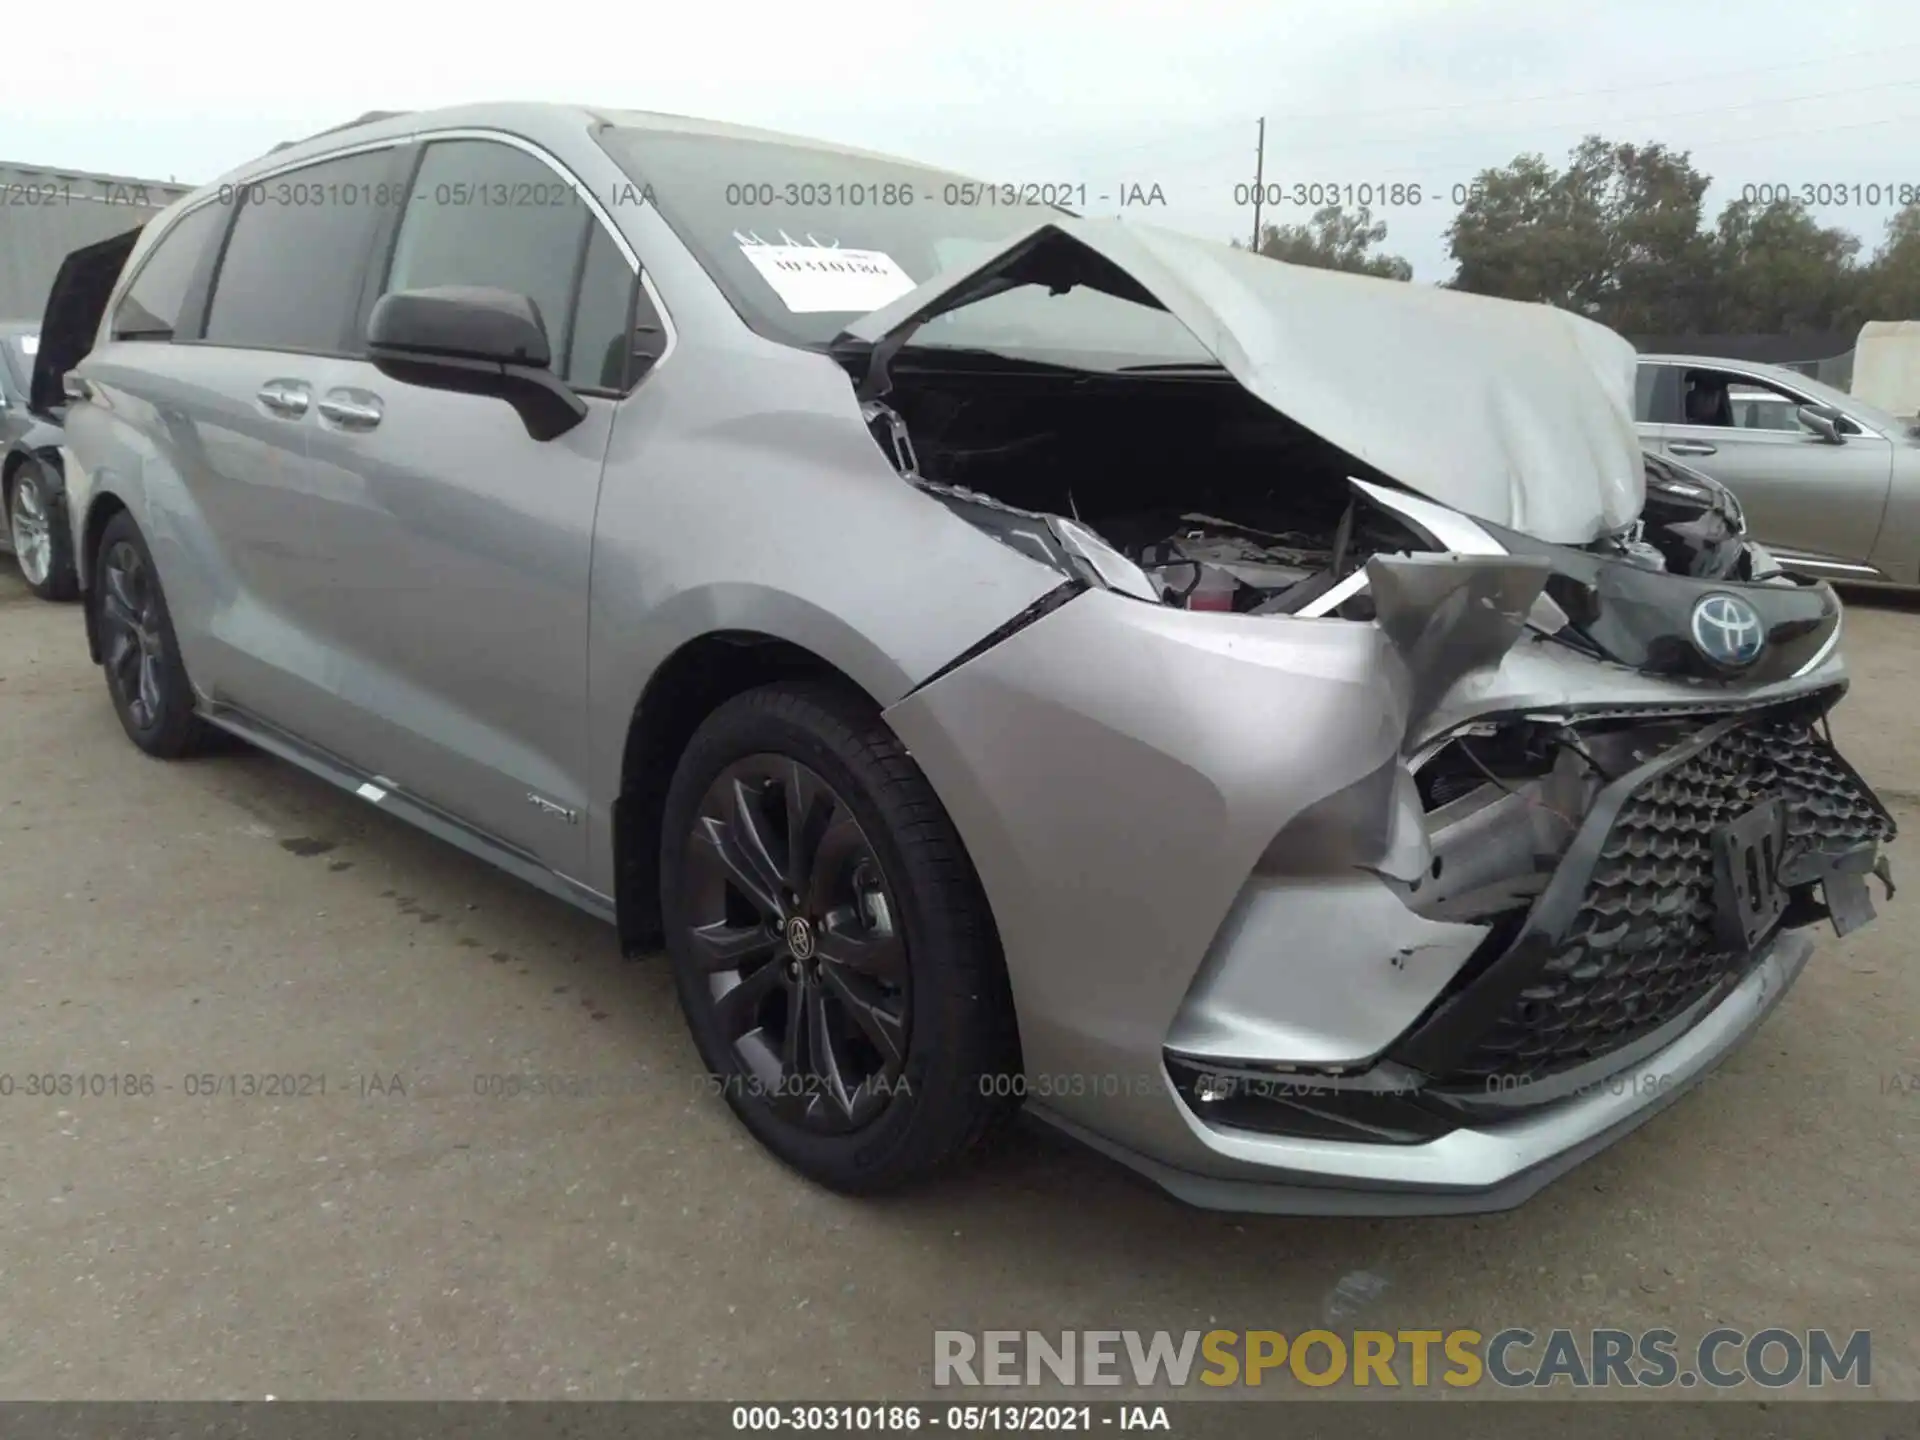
[257,380,311,418]
[1669,441,1717,456]
[317,390,383,430]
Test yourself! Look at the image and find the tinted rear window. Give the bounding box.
[204,149,397,353]
[110,203,223,341]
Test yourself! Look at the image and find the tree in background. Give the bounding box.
[1707,196,1862,332]
[1446,138,1714,331]
[1860,201,1920,322]
[1442,153,1592,309]
[1254,203,1412,281]
[1238,138,1920,333]
[1442,136,1920,333]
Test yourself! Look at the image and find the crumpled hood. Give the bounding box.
[833,219,1645,546]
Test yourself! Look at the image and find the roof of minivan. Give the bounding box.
[589,107,961,167]
[208,102,957,197]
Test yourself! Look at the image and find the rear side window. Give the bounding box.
[110,203,223,341]
[385,140,593,362]
[204,149,396,354]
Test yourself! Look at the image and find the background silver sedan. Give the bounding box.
[1,320,79,600]
[1635,353,1920,585]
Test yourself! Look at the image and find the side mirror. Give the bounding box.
[366,286,587,441]
[1797,403,1845,445]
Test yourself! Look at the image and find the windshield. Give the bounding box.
[595,125,1211,370]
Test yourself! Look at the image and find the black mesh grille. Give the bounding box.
[1443,720,1894,1084]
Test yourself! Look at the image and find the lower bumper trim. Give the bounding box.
[1035,928,1815,1216]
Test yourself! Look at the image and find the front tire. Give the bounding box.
[5,456,78,601]
[660,681,1019,1193]
[94,510,216,758]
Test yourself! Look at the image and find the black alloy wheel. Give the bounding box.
[100,538,169,731]
[93,510,215,758]
[685,753,910,1132]
[660,682,1019,1192]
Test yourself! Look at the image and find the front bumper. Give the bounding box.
[1048,926,1815,1216]
[884,585,1891,1214]
[1385,711,1894,1090]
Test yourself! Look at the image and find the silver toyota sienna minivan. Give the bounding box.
[34,102,1895,1214]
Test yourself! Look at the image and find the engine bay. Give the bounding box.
[864,360,1766,622]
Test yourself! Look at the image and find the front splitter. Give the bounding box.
[1028,928,1816,1217]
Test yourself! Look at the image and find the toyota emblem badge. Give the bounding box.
[1690,592,1766,668]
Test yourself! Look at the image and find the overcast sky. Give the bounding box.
[6,0,1918,281]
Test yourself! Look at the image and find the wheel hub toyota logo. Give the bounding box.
[784,916,816,961]
[1690,593,1766,667]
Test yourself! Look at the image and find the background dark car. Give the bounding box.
[1,319,77,599]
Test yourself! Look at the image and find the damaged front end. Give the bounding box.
[1162,700,1894,1152]
[852,219,1895,1207]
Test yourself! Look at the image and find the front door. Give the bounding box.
[1642,362,1894,568]
[287,135,646,876]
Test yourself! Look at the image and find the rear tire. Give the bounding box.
[94,510,217,758]
[660,681,1019,1193]
[5,456,78,601]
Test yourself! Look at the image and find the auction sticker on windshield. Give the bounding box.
[738,242,916,312]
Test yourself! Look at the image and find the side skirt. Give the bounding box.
[200,701,617,926]
[1767,548,1895,584]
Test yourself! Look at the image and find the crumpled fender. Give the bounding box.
[1366,553,1552,740]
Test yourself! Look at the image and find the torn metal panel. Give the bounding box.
[1365,552,1551,738]
[1164,874,1491,1068]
